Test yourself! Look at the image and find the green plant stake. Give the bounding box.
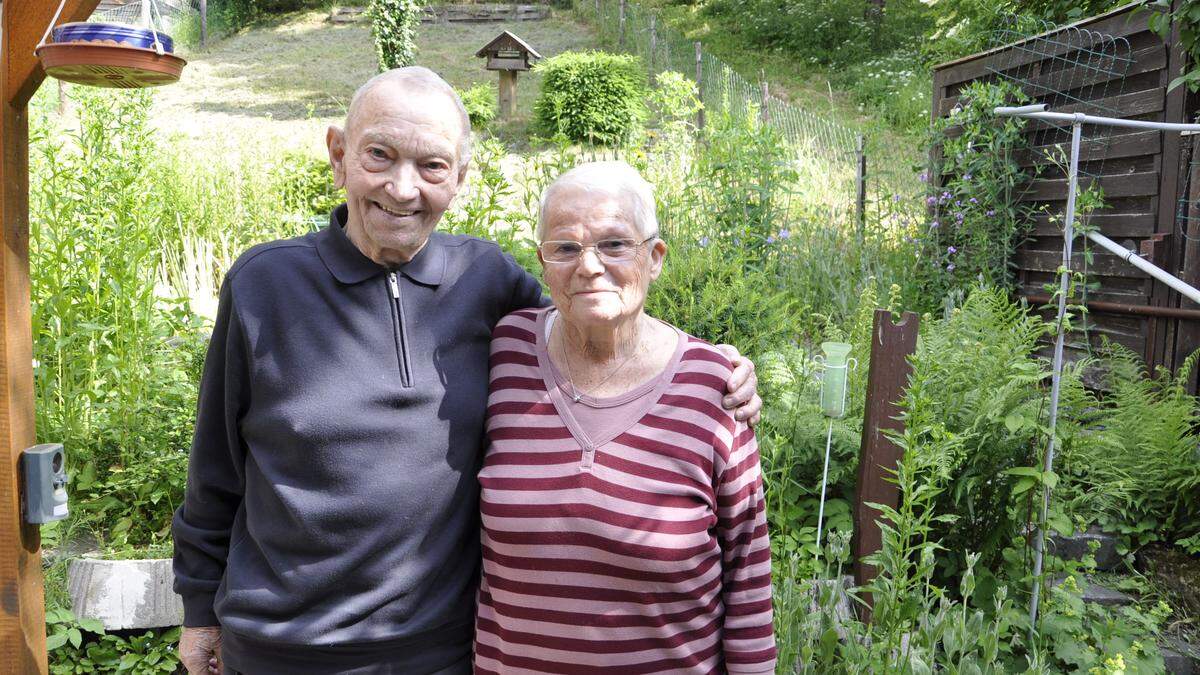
[815,342,854,555]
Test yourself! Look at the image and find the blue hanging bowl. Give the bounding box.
[52,22,174,54]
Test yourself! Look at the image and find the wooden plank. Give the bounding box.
[6,0,103,107]
[1019,170,1159,201]
[933,4,1150,86]
[1016,248,1153,277]
[2,3,99,672]
[1175,134,1200,393]
[1015,129,1160,168]
[1149,2,1188,370]
[853,310,919,622]
[0,73,43,675]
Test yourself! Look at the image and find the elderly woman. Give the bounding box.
[475,161,776,674]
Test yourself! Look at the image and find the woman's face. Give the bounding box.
[539,188,666,331]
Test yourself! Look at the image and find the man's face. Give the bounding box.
[327,87,466,265]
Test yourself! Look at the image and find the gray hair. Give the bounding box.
[346,66,473,171]
[537,161,659,240]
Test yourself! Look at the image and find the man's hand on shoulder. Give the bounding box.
[716,344,761,426]
[180,626,222,674]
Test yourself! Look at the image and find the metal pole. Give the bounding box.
[856,134,867,242]
[1029,120,1082,636]
[1084,230,1200,305]
[695,42,704,130]
[618,0,626,50]
[649,15,657,85]
[760,70,769,125]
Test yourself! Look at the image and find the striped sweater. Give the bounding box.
[475,308,776,674]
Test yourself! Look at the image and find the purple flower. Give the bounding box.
[954,200,962,207]
[947,263,956,271]
[926,196,937,206]
[969,197,978,204]
[779,229,791,239]
[986,210,996,217]
[699,236,710,248]
[947,246,957,254]
[919,171,929,183]
[931,220,940,229]
[766,235,776,244]
[942,191,952,200]
[955,212,964,222]
[963,173,973,181]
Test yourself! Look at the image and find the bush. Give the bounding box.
[367,0,423,70]
[272,149,341,218]
[533,51,647,145]
[458,83,497,129]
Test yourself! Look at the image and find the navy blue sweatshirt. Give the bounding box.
[171,205,545,673]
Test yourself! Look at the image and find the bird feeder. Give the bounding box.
[34,0,186,89]
[474,30,541,119]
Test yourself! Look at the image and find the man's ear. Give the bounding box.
[327,126,347,189]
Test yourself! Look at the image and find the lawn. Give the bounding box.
[151,9,601,156]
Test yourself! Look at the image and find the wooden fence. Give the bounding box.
[931,1,1200,393]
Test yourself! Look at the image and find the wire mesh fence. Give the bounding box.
[89,0,203,36]
[579,0,925,218]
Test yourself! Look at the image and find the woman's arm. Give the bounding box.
[716,422,777,674]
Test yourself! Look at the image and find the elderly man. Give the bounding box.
[172,67,760,675]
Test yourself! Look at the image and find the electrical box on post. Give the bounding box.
[22,443,68,524]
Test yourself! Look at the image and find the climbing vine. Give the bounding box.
[367,0,424,71]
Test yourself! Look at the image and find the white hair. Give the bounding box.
[346,66,473,171]
[537,161,659,240]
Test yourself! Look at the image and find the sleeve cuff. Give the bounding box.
[726,663,777,674]
[181,594,220,627]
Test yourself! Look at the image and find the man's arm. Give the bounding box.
[172,276,249,631]
[503,250,550,312]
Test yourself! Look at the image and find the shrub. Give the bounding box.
[367,0,423,71]
[458,83,497,129]
[272,149,341,218]
[533,51,647,145]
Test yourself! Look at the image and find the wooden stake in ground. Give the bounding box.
[853,309,918,622]
[475,31,541,121]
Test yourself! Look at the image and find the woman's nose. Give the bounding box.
[575,248,606,275]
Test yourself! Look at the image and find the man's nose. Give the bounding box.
[385,164,421,202]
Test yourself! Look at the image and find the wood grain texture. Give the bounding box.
[3,2,101,672]
[852,310,918,622]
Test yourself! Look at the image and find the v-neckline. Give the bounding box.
[535,309,686,455]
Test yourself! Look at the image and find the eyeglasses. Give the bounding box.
[538,236,658,264]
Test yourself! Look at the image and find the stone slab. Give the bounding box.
[68,558,184,630]
[1050,575,1135,607]
[1164,646,1196,675]
[1048,527,1121,571]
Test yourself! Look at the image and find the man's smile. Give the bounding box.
[374,201,420,218]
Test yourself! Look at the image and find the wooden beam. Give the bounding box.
[6,0,104,108]
[3,2,98,672]
[853,310,919,622]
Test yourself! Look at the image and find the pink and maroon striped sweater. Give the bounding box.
[475,308,776,674]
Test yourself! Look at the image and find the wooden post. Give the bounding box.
[855,133,867,245]
[200,0,208,49]
[694,42,704,130]
[853,309,919,621]
[595,0,600,19]
[648,15,657,85]
[759,71,769,125]
[618,0,626,50]
[1180,134,1200,394]
[497,70,517,120]
[3,3,102,672]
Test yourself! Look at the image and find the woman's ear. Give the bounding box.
[647,239,668,282]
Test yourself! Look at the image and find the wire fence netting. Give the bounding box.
[582,0,925,219]
[89,0,202,34]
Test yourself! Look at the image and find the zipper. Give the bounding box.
[388,272,413,388]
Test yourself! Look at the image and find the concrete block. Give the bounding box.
[68,557,183,630]
[1164,638,1200,675]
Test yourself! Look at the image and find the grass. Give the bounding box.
[152,9,602,156]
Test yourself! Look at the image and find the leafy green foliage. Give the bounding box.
[458,83,498,129]
[926,80,1035,297]
[533,51,648,144]
[367,0,424,71]
[273,149,341,219]
[47,608,181,674]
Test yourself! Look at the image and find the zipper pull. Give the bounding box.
[388,272,400,299]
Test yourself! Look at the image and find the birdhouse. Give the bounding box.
[475,31,541,119]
